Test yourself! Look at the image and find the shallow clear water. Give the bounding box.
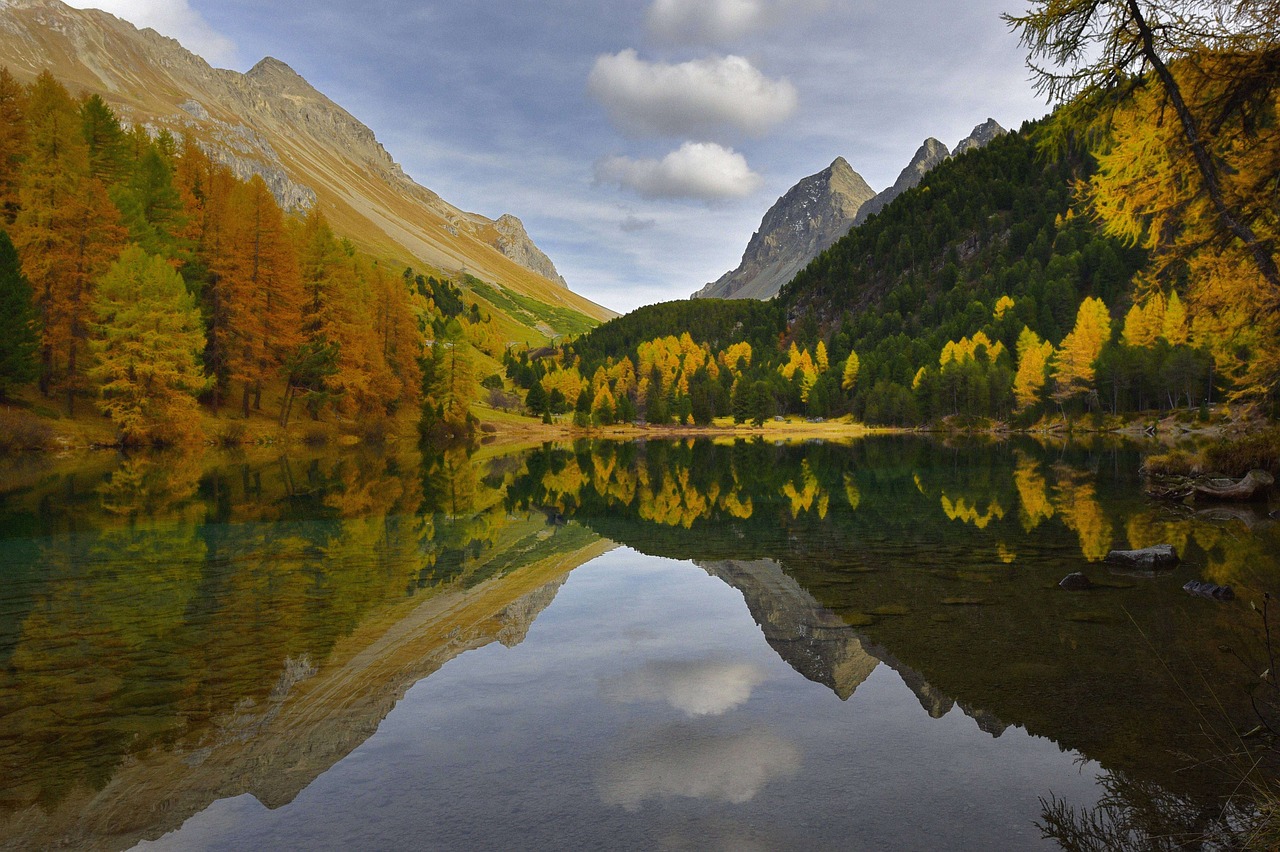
[0,437,1276,849]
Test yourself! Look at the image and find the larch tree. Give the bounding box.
[841,350,860,392]
[425,317,476,441]
[88,246,207,445]
[13,72,125,411]
[1051,297,1113,410]
[1008,1,1280,396]
[1013,326,1055,411]
[1006,0,1280,291]
[224,175,304,416]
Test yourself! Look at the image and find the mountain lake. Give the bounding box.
[1,435,1277,850]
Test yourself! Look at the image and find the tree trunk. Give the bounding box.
[1124,0,1280,292]
[1193,470,1274,502]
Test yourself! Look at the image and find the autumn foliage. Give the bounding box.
[0,70,440,444]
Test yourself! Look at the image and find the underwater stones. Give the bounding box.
[1059,572,1093,591]
[1183,580,1236,601]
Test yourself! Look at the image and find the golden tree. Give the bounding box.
[1013,326,1055,411]
[842,350,860,392]
[1051,297,1112,409]
[1009,2,1280,394]
[89,247,207,444]
[13,73,125,411]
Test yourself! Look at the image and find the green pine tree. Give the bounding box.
[0,229,37,398]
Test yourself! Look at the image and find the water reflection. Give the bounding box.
[598,725,802,810]
[601,659,768,717]
[0,444,609,849]
[0,435,1276,849]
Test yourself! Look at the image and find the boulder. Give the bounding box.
[1104,544,1180,571]
[1183,580,1236,601]
[1059,572,1093,591]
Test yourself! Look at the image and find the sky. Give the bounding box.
[64,0,1051,314]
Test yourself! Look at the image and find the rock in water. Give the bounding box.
[1104,545,1180,571]
[1183,580,1236,601]
[1059,573,1093,591]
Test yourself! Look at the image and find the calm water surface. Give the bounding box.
[0,436,1276,850]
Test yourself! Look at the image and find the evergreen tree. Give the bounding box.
[0,229,37,397]
[0,68,27,225]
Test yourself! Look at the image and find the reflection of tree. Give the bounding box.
[423,445,480,517]
[1053,466,1114,562]
[843,473,861,512]
[782,460,828,519]
[1126,505,1278,590]
[97,451,203,518]
[0,443,541,817]
[1014,452,1055,532]
[940,493,1005,529]
[1039,768,1261,851]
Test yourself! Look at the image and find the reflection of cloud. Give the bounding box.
[587,50,796,138]
[595,143,762,201]
[600,726,800,810]
[602,659,767,716]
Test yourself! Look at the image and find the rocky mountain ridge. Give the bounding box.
[693,119,1007,302]
[0,0,595,316]
[692,157,875,301]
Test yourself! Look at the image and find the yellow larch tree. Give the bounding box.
[1051,297,1111,409]
[1013,326,1054,411]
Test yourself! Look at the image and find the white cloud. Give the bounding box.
[646,0,830,44]
[602,660,767,716]
[596,142,763,201]
[63,0,238,67]
[587,50,797,138]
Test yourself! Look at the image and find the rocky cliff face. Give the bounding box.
[695,120,1007,302]
[952,117,1008,157]
[0,0,598,317]
[850,137,952,228]
[692,157,875,301]
[492,214,568,287]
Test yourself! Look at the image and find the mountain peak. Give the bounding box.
[246,56,319,98]
[952,119,1008,157]
[692,158,875,301]
[248,56,298,77]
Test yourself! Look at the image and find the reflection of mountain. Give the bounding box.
[1,524,611,851]
[700,559,879,700]
[699,557,1010,737]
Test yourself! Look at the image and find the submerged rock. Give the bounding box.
[1059,572,1093,591]
[1104,544,1180,572]
[1183,580,1236,601]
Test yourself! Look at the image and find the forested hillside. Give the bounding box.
[545,84,1275,429]
[0,69,560,446]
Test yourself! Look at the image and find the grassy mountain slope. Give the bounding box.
[0,0,613,340]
